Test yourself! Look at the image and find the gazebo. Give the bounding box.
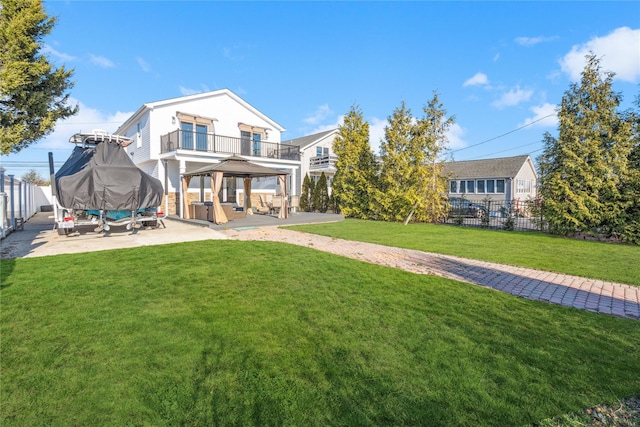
[181,156,289,224]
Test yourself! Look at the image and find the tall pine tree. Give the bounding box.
[332,105,378,219]
[0,0,78,154]
[313,172,329,213]
[538,54,634,236]
[376,102,419,221]
[411,92,455,222]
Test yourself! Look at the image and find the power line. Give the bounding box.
[467,140,542,160]
[451,113,555,153]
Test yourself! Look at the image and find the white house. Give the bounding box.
[115,89,300,217]
[443,154,537,203]
[282,129,338,195]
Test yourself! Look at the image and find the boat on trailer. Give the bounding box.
[50,130,166,235]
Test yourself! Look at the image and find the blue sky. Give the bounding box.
[2,0,639,179]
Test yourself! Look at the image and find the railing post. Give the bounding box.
[18,180,23,220]
[8,174,15,230]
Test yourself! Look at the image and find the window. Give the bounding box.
[177,112,214,151]
[450,180,457,193]
[240,131,251,155]
[238,123,266,157]
[181,122,194,150]
[316,146,323,157]
[467,180,475,193]
[516,179,531,194]
[476,180,485,193]
[496,179,505,193]
[252,133,261,156]
[486,179,495,193]
[136,123,142,148]
[459,180,466,193]
[196,124,208,151]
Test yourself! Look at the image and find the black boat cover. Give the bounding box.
[55,141,163,211]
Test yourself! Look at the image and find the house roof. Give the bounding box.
[443,155,533,179]
[183,156,285,178]
[282,129,338,149]
[115,88,286,134]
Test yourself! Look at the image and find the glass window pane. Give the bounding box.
[241,131,251,155]
[467,180,475,193]
[252,133,261,156]
[181,122,193,149]
[487,180,495,193]
[460,181,466,193]
[450,180,457,193]
[496,179,505,193]
[477,180,485,193]
[196,124,207,151]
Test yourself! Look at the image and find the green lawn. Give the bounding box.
[287,219,640,287]
[1,240,639,426]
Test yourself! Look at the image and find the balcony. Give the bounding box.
[160,130,300,161]
[309,155,338,171]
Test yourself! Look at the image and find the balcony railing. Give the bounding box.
[160,129,300,161]
[309,155,338,171]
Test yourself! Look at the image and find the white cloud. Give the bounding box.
[463,72,489,87]
[310,115,343,135]
[493,53,500,62]
[179,84,210,96]
[90,54,115,68]
[445,123,466,150]
[520,103,558,128]
[559,27,640,83]
[368,117,387,155]
[514,36,557,46]
[492,86,534,108]
[137,57,151,72]
[42,44,76,62]
[179,86,199,96]
[40,98,134,150]
[303,104,334,125]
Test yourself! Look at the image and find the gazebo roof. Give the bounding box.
[184,156,285,178]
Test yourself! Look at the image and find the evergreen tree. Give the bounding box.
[1,0,78,154]
[616,97,640,243]
[410,92,454,222]
[376,102,422,221]
[332,105,378,219]
[538,54,634,237]
[313,172,329,213]
[300,174,313,212]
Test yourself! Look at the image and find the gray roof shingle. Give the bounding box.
[282,129,337,148]
[442,155,531,179]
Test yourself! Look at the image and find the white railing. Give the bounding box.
[309,155,338,171]
[0,170,38,239]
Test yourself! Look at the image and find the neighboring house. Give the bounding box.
[443,154,537,203]
[282,129,338,195]
[115,89,300,217]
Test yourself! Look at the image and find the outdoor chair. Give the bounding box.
[256,195,271,214]
[270,196,282,215]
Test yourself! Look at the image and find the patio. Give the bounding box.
[174,211,344,231]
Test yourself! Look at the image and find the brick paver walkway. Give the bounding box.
[223,226,640,320]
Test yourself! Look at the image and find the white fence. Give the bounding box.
[0,170,39,239]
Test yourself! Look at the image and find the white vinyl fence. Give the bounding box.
[0,169,38,239]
